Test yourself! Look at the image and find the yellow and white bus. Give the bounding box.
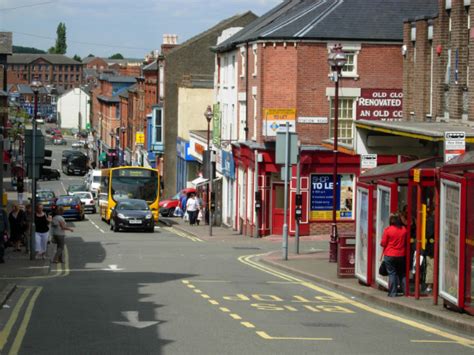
[99,166,160,223]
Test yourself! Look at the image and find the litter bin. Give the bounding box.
[337,233,356,278]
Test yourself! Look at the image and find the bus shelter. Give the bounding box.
[439,151,474,315]
[356,157,442,299]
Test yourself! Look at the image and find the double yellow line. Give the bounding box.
[166,227,204,243]
[239,253,474,348]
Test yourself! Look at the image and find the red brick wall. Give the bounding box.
[85,57,108,71]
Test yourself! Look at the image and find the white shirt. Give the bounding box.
[186,197,199,212]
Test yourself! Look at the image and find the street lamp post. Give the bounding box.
[120,127,126,166]
[204,105,213,236]
[327,44,347,263]
[30,79,42,260]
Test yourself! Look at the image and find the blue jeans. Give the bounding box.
[384,256,406,297]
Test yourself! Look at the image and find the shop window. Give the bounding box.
[329,98,355,145]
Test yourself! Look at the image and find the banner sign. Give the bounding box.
[444,131,465,162]
[310,175,354,220]
[263,108,296,136]
[212,103,221,146]
[356,89,403,121]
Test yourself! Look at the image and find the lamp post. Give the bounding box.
[327,44,347,263]
[204,105,213,236]
[120,126,126,165]
[30,78,42,260]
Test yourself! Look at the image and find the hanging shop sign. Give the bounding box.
[356,89,403,121]
[212,103,221,146]
[263,108,296,136]
[135,132,145,145]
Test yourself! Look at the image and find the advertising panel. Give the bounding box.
[375,186,391,288]
[310,174,353,221]
[440,180,461,305]
[355,187,369,283]
[356,89,403,121]
[263,108,296,137]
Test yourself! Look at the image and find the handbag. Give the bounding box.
[379,260,388,276]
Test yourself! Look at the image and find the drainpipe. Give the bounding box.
[245,42,249,141]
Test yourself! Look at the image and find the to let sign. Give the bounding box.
[356,89,403,121]
[444,131,465,162]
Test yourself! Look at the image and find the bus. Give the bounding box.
[99,166,160,223]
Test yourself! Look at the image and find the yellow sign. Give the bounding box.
[264,108,296,120]
[413,169,420,183]
[135,132,145,144]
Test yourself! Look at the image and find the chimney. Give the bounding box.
[161,33,179,55]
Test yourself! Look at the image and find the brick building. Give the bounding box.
[214,0,436,236]
[6,54,83,90]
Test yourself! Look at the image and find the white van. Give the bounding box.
[88,169,102,198]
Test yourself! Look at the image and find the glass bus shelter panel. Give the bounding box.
[465,176,474,314]
[439,179,463,307]
[355,185,373,285]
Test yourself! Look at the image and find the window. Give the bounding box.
[53,74,56,81]
[154,107,163,144]
[252,94,257,140]
[252,44,257,76]
[45,74,49,81]
[59,74,63,81]
[76,74,79,81]
[329,98,355,145]
[240,47,246,77]
[223,56,228,86]
[65,74,69,81]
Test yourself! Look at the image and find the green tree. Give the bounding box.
[108,53,124,59]
[48,22,67,54]
[73,54,82,62]
[86,53,95,57]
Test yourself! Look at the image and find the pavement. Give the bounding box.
[164,215,474,334]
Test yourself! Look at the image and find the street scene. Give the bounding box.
[0,0,474,354]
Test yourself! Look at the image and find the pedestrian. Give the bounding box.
[380,213,407,297]
[186,193,200,226]
[8,203,27,251]
[196,195,203,226]
[0,207,9,263]
[24,204,32,253]
[16,176,24,206]
[34,204,52,260]
[51,207,73,263]
[424,205,435,294]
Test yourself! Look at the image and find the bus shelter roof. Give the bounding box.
[441,151,474,173]
[359,157,441,183]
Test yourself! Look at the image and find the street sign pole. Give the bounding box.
[30,94,38,260]
[295,144,301,254]
[283,122,290,261]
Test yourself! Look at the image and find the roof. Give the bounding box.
[441,151,474,173]
[7,53,82,65]
[99,74,136,84]
[216,0,438,52]
[169,11,257,56]
[97,95,120,103]
[355,120,474,142]
[143,60,158,72]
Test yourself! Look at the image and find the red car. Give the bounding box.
[159,187,196,217]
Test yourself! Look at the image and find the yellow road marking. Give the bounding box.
[209,300,219,305]
[219,307,230,313]
[166,227,204,243]
[62,246,70,277]
[230,313,242,320]
[191,280,231,283]
[182,280,190,284]
[411,340,459,344]
[256,331,332,341]
[241,322,255,328]
[241,254,474,348]
[187,285,196,289]
[0,288,31,350]
[193,289,202,294]
[201,294,210,299]
[9,287,42,355]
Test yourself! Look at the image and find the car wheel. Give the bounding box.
[112,221,119,233]
[92,208,96,214]
[81,213,85,221]
[169,208,175,217]
[147,227,154,233]
[160,209,169,217]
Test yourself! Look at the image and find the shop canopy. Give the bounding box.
[359,157,442,183]
[191,176,208,187]
[441,151,474,173]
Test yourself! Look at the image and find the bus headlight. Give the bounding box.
[145,214,152,219]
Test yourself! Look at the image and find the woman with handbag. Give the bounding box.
[51,207,73,263]
[380,213,407,297]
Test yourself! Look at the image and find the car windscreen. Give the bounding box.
[117,200,149,210]
[37,191,55,199]
[69,185,86,192]
[74,192,92,199]
[57,196,78,204]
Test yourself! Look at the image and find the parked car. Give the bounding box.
[86,169,101,198]
[35,190,57,213]
[46,113,57,123]
[159,187,196,217]
[110,199,154,232]
[40,167,60,180]
[55,195,84,221]
[72,191,96,214]
[45,127,53,135]
[67,184,87,195]
[51,128,61,136]
[53,135,67,145]
[71,141,84,149]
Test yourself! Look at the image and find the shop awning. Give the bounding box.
[359,157,442,182]
[441,151,474,173]
[191,176,208,187]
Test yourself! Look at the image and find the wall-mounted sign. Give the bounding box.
[356,89,403,121]
[263,108,296,136]
[297,116,328,124]
[135,132,145,144]
[444,131,465,162]
[360,154,377,170]
[310,174,354,221]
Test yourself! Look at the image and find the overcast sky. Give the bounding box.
[0,0,281,58]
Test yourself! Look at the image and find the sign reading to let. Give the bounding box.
[135,132,145,144]
[356,89,403,121]
[444,131,465,162]
[263,108,296,136]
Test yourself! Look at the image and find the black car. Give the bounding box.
[40,168,60,180]
[36,190,57,213]
[110,199,154,233]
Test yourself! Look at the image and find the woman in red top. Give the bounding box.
[381,214,407,297]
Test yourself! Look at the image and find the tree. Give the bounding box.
[73,54,82,62]
[86,54,95,57]
[108,53,124,60]
[13,45,45,54]
[48,22,67,54]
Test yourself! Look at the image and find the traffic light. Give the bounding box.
[42,149,52,168]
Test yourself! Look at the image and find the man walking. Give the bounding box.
[0,207,9,263]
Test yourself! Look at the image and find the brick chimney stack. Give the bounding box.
[161,34,179,55]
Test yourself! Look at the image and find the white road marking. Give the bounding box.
[103,264,124,271]
[89,219,106,234]
[112,311,159,329]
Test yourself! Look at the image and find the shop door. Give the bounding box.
[272,183,286,235]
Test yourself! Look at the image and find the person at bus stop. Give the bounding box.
[0,207,9,263]
[424,206,435,293]
[16,176,24,205]
[35,204,52,260]
[186,193,200,226]
[380,214,407,297]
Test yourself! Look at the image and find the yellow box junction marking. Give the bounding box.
[239,254,474,348]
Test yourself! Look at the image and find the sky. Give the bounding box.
[0,0,282,58]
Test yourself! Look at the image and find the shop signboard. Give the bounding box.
[439,179,461,305]
[221,150,235,179]
[375,185,391,288]
[263,108,296,137]
[135,132,145,145]
[356,89,403,121]
[360,154,377,171]
[444,131,465,162]
[310,174,353,221]
[212,103,221,146]
[355,187,369,283]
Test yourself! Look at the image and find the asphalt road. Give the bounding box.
[0,142,472,354]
